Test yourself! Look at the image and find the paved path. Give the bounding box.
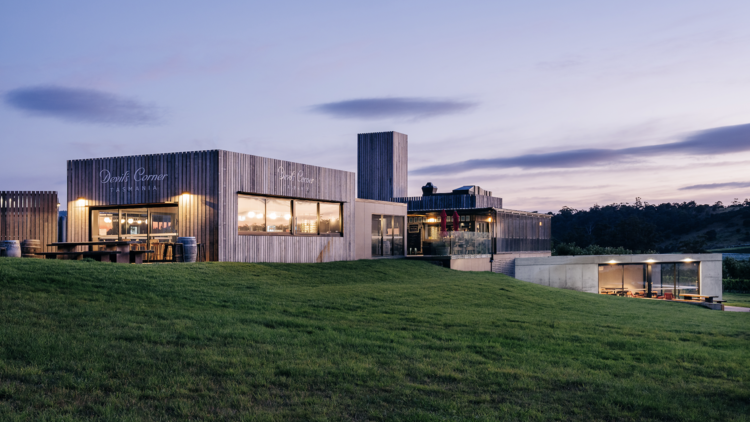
[724,306,750,312]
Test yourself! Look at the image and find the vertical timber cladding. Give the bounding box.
[0,191,58,252]
[357,131,408,201]
[66,151,220,259]
[218,151,355,263]
[494,209,552,252]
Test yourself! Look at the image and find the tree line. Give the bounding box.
[550,198,750,254]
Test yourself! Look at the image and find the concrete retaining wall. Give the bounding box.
[492,251,551,277]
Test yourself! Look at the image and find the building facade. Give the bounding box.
[515,254,723,301]
[66,150,355,263]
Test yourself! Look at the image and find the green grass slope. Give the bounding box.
[0,259,748,421]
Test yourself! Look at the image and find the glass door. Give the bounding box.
[90,205,179,261]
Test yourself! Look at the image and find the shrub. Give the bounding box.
[552,242,655,256]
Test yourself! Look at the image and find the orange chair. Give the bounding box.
[664,292,673,300]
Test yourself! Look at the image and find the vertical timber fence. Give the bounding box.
[0,191,58,253]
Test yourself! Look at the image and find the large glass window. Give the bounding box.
[372,214,404,257]
[599,262,699,299]
[598,265,624,294]
[320,203,341,234]
[294,200,318,234]
[90,205,179,262]
[266,198,292,233]
[237,194,342,236]
[238,196,266,233]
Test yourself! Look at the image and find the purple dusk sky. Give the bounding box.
[2,1,750,212]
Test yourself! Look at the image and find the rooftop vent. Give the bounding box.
[422,182,438,196]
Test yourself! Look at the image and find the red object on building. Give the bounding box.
[440,209,448,234]
[453,210,460,231]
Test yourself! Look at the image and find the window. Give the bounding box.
[599,262,699,299]
[237,194,342,236]
[89,205,179,262]
[319,202,341,234]
[371,214,404,257]
[238,196,266,233]
[266,198,291,233]
[294,200,318,234]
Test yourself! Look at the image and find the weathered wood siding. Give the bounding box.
[66,151,220,260]
[494,209,551,252]
[357,131,408,201]
[218,151,356,263]
[393,194,503,211]
[0,191,58,252]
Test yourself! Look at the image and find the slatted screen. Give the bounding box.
[0,191,59,252]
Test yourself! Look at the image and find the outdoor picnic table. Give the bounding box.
[681,294,720,303]
[45,241,151,264]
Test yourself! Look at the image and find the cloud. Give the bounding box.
[536,55,584,71]
[413,123,750,175]
[4,86,162,126]
[680,181,750,191]
[310,97,477,120]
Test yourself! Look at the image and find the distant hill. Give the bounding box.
[550,198,750,253]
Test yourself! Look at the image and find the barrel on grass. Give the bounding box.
[0,240,22,258]
[21,239,41,258]
[176,237,197,263]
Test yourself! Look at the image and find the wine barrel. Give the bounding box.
[176,237,197,263]
[0,240,22,258]
[21,239,41,258]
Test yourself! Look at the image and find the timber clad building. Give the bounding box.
[67,151,354,263]
[59,130,550,269]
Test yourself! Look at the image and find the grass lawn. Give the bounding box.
[0,259,748,421]
[723,292,750,308]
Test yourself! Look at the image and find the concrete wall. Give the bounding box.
[492,251,552,277]
[515,254,723,298]
[450,256,491,272]
[354,198,408,260]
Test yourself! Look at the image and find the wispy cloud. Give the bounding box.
[536,55,584,71]
[413,123,750,175]
[310,97,478,120]
[680,181,750,191]
[4,86,162,126]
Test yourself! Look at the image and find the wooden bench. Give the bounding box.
[38,251,122,263]
[130,250,154,264]
[681,294,720,303]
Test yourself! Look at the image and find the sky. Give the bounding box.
[2,1,750,212]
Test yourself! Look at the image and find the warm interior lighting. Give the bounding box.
[182,191,190,196]
[247,211,255,218]
[257,213,263,219]
[127,218,134,224]
[607,260,617,264]
[238,216,246,221]
[57,202,60,208]
[427,218,436,223]
[645,259,656,263]
[104,217,112,223]
[76,197,86,206]
[284,213,291,220]
[269,213,277,220]
[488,217,492,222]
[137,220,142,224]
[683,258,694,262]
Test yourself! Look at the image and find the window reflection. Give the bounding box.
[266,198,291,232]
[599,262,699,299]
[295,200,318,234]
[237,194,342,236]
[238,196,266,233]
[319,203,341,234]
